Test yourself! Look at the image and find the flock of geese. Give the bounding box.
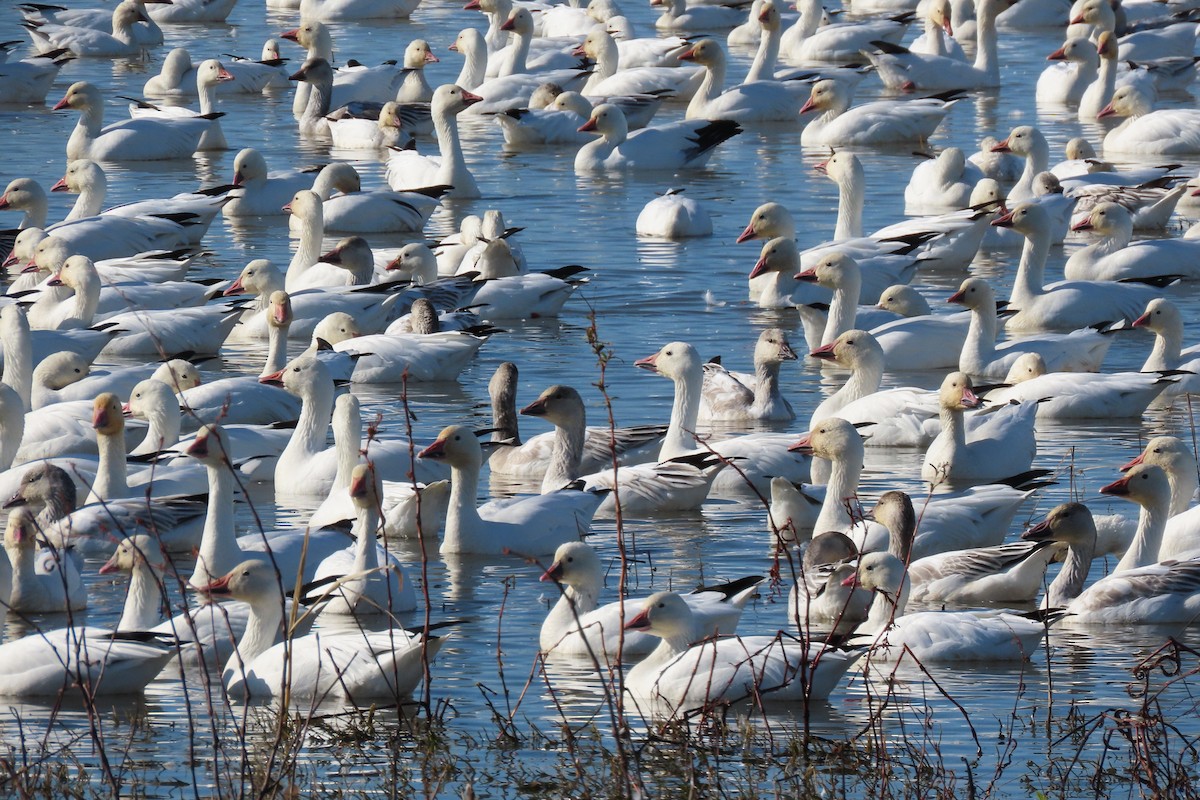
[1,0,1200,725]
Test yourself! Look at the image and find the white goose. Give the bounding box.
[907,537,1061,606]
[1121,438,1200,559]
[25,1,151,58]
[326,101,410,150]
[308,163,443,235]
[1078,31,1118,122]
[386,84,481,199]
[948,276,1114,378]
[197,560,443,702]
[993,202,1166,332]
[980,353,1173,420]
[0,48,70,105]
[282,21,406,115]
[864,0,1005,91]
[800,79,959,147]
[496,91,593,148]
[1132,298,1200,397]
[579,28,701,101]
[539,541,762,657]
[4,506,86,612]
[54,81,217,161]
[623,591,864,718]
[784,0,910,63]
[847,552,1054,662]
[903,147,984,211]
[676,38,807,124]
[699,328,796,422]
[222,148,317,218]
[1065,202,1200,281]
[652,0,745,32]
[333,322,493,383]
[416,423,609,556]
[144,46,283,96]
[127,58,231,150]
[1036,37,1099,106]
[1099,82,1200,156]
[922,372,1037,489]
[575,103,742,172]
[636,188,712,238]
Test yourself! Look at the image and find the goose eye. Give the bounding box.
[566,557,573,563]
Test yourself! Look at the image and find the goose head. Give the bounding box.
[800,80,850,116]
[876,285,931,317]
[528,81,564,108]
[499,6,534,35]
[319,236,372,274]
[814,150,864,193]
[1098,83,1153,120]
[1002,352,1046,384]
[794,250,860,289]
[259,355,331,397]
[578,103,629,138]
[551,91,592,117]
[0,305,28,342]
[283,188,320,218]
[6,463,75,512]
[418,424,484,468]
[405,39,438,68]
[748,236,799,279]
[197,59,235,88]
[281,21,331,51]
[540,540,603,587]
[789,417,862,460]
[1095,30,1118,61]
[232,148,269,186]
[449,28,485,57]
[624,591,694,636]
[634,341,701,383]
[1070,0,1116,31]
[6,228,48,269]
[928,0,952,33]
[3,506,36,552]
[262,39,282,60]
[432,83,483,116]
[185,423,233,464]
[311,312,359,346]
[224,259,283,297]
[969,178,1005,214]
[737,202,794,243]
[1122,436,1196,480]
[1132,297,1181,337]
[1047,37,1099,68]
[289,57,334,88]
[991,201,1049,235]
[384,244,438,284]
[47,254,99,291]
[520,384,585,426]
[577,28,613,60]
[938,371,981,412]
[196,558,278,603]
[29,234,66,273]
[0,178,47,214]
[845,551,906,597]
[153,359,202,392]
[1100,463,1171,511]
[126,377,175,420]
[588,0,618,22]
[991,125,1044,158]
[946,275,994,311]
[56,159,105,196]
[756,327,797,365]
[52,81,103,113]
[870,491,916,553]
[758,0,780,28]
[1071,201,1130,235]
[808,329,881,371]
[804,530,858,570]
[34,352,89,391]
[1022,501,1097,548]
[1064,137,1099,161]
[348,462,381,510]
[92,392,124,438]
[99,534,160,575]
[677,38,723,68]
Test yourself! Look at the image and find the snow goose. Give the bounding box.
[1066,203,1200,281]
[261,356,446,497]
[1078,30,1119,121]
[386,84,481,198]
[652,0,745,31]
[992,202,1166,332]
[922,372,1037,489]
[608,16,690,67]
[991,125,1049,203]
[449,28,487,90]
[794,250,904,346]
[1098,82,1200,156]
[281,21,404,115]
[495,91,593,148]
[24,1,150,58]
[312,165,444,234]
[299,0,420,21]
[491,8,584,77]
[907,537,1061,605]
[635,188,713,238]
[805,329,928,429]
[903,147,984,211]
[417,423,609,556]
[800,79,960,146]
[908,0,966,60]
[979,353,1172,419]
[1037,37,1099,105]
[574,103,742,172]
[310,464,416,616]
[394,39,438,103]
[948,276,1114,378]
[54,81,218,161]
[784,0,910,63]
[1065,177,1185,232]
[5,506,86,612]
[846,552,1053,662]
[579,28,701,100]
[327,101,412,150]
[539,541,762,657]
[1132,299,1200,396]
[676,38,807,123]
[635,341,810,494]
[867,295,973,372]
[47,256,240,355]
[0,48,70,105]
[0,305,31,412]
[333,322,493,383]
[622,592,865,718]
[126,58,231,150]
[282,193,375,291]
[699,328,796,422]
[1072,0,1197,61]
[464,49,590,115]
[197,560,444,702]
[864,0,1006,91]
[145,46,284,95]
[222,148,316,218]
[54,160,225,244]
[968,135,1022,184]
[520,382,728,513]
[289,57,337,138]
[1121,438,1200,559]
[485,362,665,482]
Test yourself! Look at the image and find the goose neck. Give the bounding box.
[505,28,532,76]
[232,591,285,668]
[542,414,586,493]
[353,503,381,574]
[1115,498,1168,573]
[65,179,104,222]
[863,577,910,634]
[1169,468,1197,517]
[1047,537,1093,608]
[2,319,32,412]
[117,562,164,630]
[752,360,781,412]
[67,105,105,162]
[192,462,243,587]
[973,5,999,78]
[962,301,999,366]
[284,380,335,463]
[443,460,483,552]
[18,194,48,230]
[745,22,780,84]
[686,57,725,119]
[332,402,362,492]
[660,365,702,461]
[133,400,181,457]
[287,206,324,287]
[433,108,466,174]
[88,428,129,504]
[823,276,860,345]
[1142,326,1180,371]
[457,44,486,89]
[793,0,820,39]
[262,319,290,378]
[542,582,600,647]
[68,271,102,327]
[815,445,863,531]
[1010,225,1050,305]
